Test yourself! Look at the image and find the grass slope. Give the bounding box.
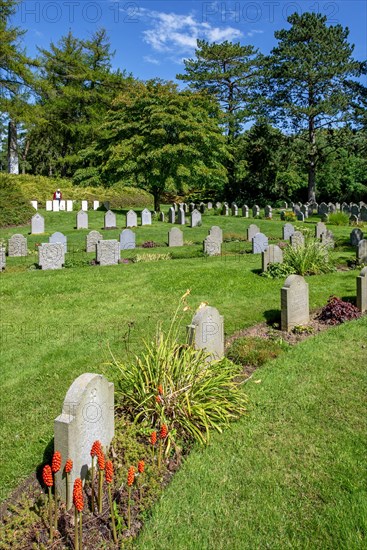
[136,317,367,550]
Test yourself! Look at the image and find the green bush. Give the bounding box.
[111,295,247,445]
[283,211,297,222]
[283,238,335,276]
[328,212,349,226]
[261,262,295,279]
[0,175,35,227]
[226,336,287,368]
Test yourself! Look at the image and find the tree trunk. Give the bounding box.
[7,120,19,174]
[154,192,161,212]
[307,87,316,202]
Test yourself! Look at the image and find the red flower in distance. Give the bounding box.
[105,461,113,484]
[97,451,105,471]
[51,451,61,473]
[127,466,135,487]
[150,431,157,446]
[155,395,162,404]
[91,440,102,457]
[158,384,163,395]
[64,459,73,474]
[160,424,168,439]
[42,465,53,487]
[73,479,84,512]
[138,460,145,474]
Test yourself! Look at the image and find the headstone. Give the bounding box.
[96,240,120,266]
[0,246,6,270]
[264,205,272,219]
[141,208,152,226]
[54,373,114,509]
[93,201,100,210]
[81,200,88,211]
[242,205,249,218]
[103,201,110,211]
[215,202,222,210]
[231,203,238,216]
[207,202,213,210]
[209,226,223,243]
[222,204,229,216]
[172,202,178,212]
[297,212,305,222]
[252,232,268,254]
[66,200,73,212]
[120,229,136,250]
[247,224,260,242]
[282,223,295,240]
[350,228,364,247]
[59,200,66,211]
[282,202,288,209]
[290,231,305,248]
[328,203,336,213]
[86,230,103,253]
[199,203,206,214]
[31,213,45,234]
[187,305,224,360]
[361,206,367,222]
[321,230,335,248]
[168,227,183,247]
[204,236,221,256]
[351,204,360,218]
[53,200,60,212]
[280,210,286,221]
[49,231,67,252]
[191,209,201,227]
[126,210,137,228]
[31,200,37,210]
[76,210,88,230]
[46,200,52,211]
[357,240,367,264]
[182,203,188,213]
[300,205,308,219]
[159,212,165,222]
[318,202,329,216]
[252,205,260,218]
[262,244,283,272]
[38,243,65,270]
[168,207,176,224]
[349,214,359,224]
[356,267,367,313]
[281,275,309,331]
[104,210,117,229]
[315,222,327,239]
[177,208,186,225]
[342,203,350,214]
[189,203,196,213]
[8,234,27,257]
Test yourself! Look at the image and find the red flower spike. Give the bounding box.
[91,440,102,457]
[150,431,157,446]
[64,458,73,474]
[97,451,105,471]
[51,451,62,473]
[105,461,113,484]
[138,460,145,474]
[73,479,84,512]
[42,465,53,487]
[127,466,135,487]
[158,385,163,395]
[155,395,162,404]
[160,424,168,439]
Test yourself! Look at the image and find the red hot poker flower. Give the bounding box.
[42,465,53,487]
[150,431,157,446]
[91,440,102,457]
[51,451,62,473]
[105,461,113,484]
[73,479,84,512]
[64,458,73,474]
[155,395,162,404]
[138,460,145,474]
[158,385,163,395]
[160,424,168,439]
[97,451,105,471]
[127,466,135,487]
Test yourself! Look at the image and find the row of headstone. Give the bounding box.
[167,208,202,227]
[46,200,100,212]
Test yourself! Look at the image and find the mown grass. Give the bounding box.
[0,209,364,504]
[135,316,367,550]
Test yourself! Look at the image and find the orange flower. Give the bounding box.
[73,479,84,512]
[42,465,53,487]
[160,424,168,439]
[138,460,145,474]
[64,459,73,474]
[51,451,61,473]
[105,461,113,484]
[155,395,162,404]
[127,466,135,487]
[158,384,163,395]
[150,431,157,446]
[97,451,105,471]
[91,440,102,457]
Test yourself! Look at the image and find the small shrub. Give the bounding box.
[0,175,35,227]
[142,241,157,248]
[226,336,287,368]
[133,253,171,263]
[283,211,297,222]
[317,296,361,325]
[292,325,314,334]
[328,212,349,226]
[261,262,295,279]
[283,238,335,276]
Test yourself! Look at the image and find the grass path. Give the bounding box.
[135,317,367,550]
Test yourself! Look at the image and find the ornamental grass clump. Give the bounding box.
[111,293,247,445]
[283,236,335,276]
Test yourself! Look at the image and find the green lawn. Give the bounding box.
[135,317,367,550]
[0,209,364,506]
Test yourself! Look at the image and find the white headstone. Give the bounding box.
[204,236,221,256]
[356,267,367,313]
[31,213,45,234]
[191,209,201,227]
[46,200,53,211]
[168,227,183,247]
[209,226,223,243]
[81,200,88,211]
[282,223,295,240]
[30,200,37,210]
[86,230,103,253]
[59,200,66,211]
[76,210,88,230]
[252,232,268,254]
[281,275,309,331]
[262,244,283,272]
[53,200,60,212]
[49,231,67,252]
[93,200,100,211]
[126,210,137,228]
[8,234,27,257]
[187,305,224,360]
[104,210,117,229]
[66,200,73,212]
[141,208,152,226]
[120,229,136,250]
[247,224,260,242]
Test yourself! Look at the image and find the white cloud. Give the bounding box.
[247,29,264,37]
[143,55,160,65]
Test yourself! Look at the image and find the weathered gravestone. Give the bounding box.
[252,232,268,254]
[328,203,336,213]
[66,200,73,212]
[126,210,137,228]
[300,204,309,218]
[349,214,359,224]
[53,200,60,212]
[252,205,260,218]
[231,204,238,216]
[168,207,175,223]
[141,208,152,226]
[96,240,120,266]
[0,246,6,270]
[54,373,114,509]
[76,210,88,230]
[351,204,360,218]
[320,230,335,248]
[59,200,66,211]
[204,236,221,256]
[31,200,37,210]
[297,212,305,222]
[242,205,249,218]
[290,231,305,248]
[159,212,165,222]
[282,223,295,240]
[93,201,100,210]
[262,244,283,272]
[315,222,327,239]
[357,240,367,264]
[199,203,206,214]
[342,203,350,214]
[222,204,229,216]
[46,200,52,211]
[172,202,178,212]
[350,228,364,247]
[31,213,45,234]
[215,202,222,210]
[360,206,367,222]
[49,232,67,252]
[264,205,272,218]
[247,224,260,242]
[209,226,223,243]
[191,209,201,227]
[318,202,329,216]
[120,229,136,250]
[187,305,224,360]
[86,230,103,253]
[177,208,186,225]
[81,200,88,211]
[189,203,196,213]
[168,227,183,247]
[356,267,367,313]
[8,234,27,257]
[38,243,65,270]
[207,202,213,210]
[281,275,309,331]
[104,210,117,229]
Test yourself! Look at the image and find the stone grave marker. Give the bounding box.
[93,201,100,210]
[38,243,65,270]
[264,205,272,218]
[357,239,367,264]
[59,200,66,211]
[46,200,52,211]
[297,212,305,222]
[8,234,27,257]
[66,200,73,212]
[209,226,223,243]
[159,212,165,222]
[31,200,37,210]
[207,202,213,210]
[104,210,117,229]
[281,275,309,331]
[315,222,327,239]
[252,232,268,254]
[54,373,114,508]
[31,213,45,234]
[86,230,103,253]
[168,227,183,247]
[342,203,350,214]
[172,202,178,212]
[300,205,308,218]
[318,202,329,216]
[291,231,305,248]
[282,223,294,240]
[53,200,60,212]
[262,244,283,272]
[191,209,201,227]
[215,202,222,209]
[204,236,221,256]
[96,240,120,266]
[76,210,88,230]
[177,208,186,225]
[0,246,6,270]
[50,231,67,252]
[103,201,110,210]
[350,228,364,247]
[187,305,224,360]
[247,224,260,241]
[320,230,335,248]
[349,214,358,224]
[168,207,175,223]
[242,205,249,218]
[231,204,238,216]
[199,203,206,214]
[141,208,152,226]
[189,203,196,212]
[222,204,229,216]
[81,200,88,211]
[356,267,367,313]
[351,204,360,217]
[252,205,260,217]
[120,229,136,250]
[360,206,367,222]
[126,210,137,228]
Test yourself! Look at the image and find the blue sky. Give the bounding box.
[13,1,367,82]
